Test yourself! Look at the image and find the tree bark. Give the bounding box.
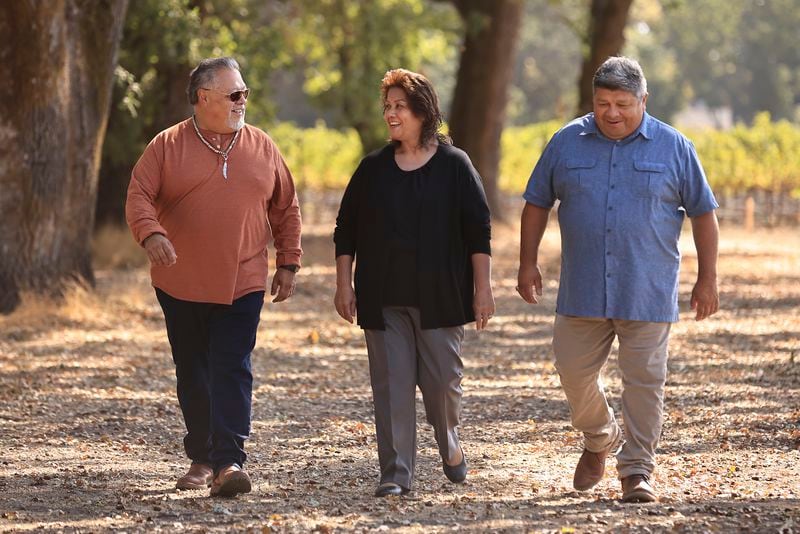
[448,0,523,220]
[0,0,128,313]
[576,0,634,116]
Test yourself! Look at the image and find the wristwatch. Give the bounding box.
[278,264,300,273]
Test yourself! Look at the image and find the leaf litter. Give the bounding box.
[0,220,798,533]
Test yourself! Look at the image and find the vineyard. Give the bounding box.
[268,114,800,226]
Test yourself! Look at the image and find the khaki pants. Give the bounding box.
[553,314,671,478]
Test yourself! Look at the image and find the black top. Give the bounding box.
[382,154,428,307]
[334,143,492,330]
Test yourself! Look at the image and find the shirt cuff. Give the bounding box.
[522,191,555,209]
[275,252,302,269]
[136,225,168,246]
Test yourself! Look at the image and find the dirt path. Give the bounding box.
[1,220,798,533]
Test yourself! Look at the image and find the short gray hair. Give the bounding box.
[187,57,240,105]
[593,56,647,99]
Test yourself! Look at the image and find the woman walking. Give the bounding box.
[333,68,494,497]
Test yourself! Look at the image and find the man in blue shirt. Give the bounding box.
[517,56,719,503]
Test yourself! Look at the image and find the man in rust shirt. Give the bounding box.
[126,57,302,497]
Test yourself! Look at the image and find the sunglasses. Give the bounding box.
[202,87,250,102]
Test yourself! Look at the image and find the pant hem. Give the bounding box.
[617,468,653,480]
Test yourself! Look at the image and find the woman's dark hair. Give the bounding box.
[380,68,451,148]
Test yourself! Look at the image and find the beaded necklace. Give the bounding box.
[191,115,241,180]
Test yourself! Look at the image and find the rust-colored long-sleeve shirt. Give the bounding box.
[126,118,302,304]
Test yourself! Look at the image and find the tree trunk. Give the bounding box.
[576,0,634,116]
[448,0,523,220]
[340,0,386,154]
[0,0,128,313]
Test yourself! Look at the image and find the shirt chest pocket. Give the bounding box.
[562,158,598,193]
[633,161,674,199]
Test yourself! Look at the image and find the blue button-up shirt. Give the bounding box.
[523,113,718,323]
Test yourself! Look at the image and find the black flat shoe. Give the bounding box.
[443,449,467,483]
[374,482,409,497]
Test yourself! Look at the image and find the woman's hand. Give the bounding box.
[334,285,357,324]
[473,286,495,331]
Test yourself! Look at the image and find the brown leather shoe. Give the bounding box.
[176,462,213,490]
[210,465,252,497]
[621,474,657,503]
[573,429,623,491]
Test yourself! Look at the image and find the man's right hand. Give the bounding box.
[516,263,543,304]
[143,233,177,266]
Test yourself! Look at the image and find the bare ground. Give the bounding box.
[1,217,799,533]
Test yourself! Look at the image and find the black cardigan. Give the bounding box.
[334,143,491,330]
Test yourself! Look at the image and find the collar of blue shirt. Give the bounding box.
[580,112,655,142]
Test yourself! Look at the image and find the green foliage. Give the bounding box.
[110,0,282,135]
[628,0,800,123]
[279,0,461,152]
[623,1,686,122]
[103,0,201,169]
[102,0,461,195]
[263,116,800,199]
[499,121,563,191]
[688,113,800,197]
[506,0,584,125]
[259,120,564,193]
[98,0,800,227]
[267,121,362,190]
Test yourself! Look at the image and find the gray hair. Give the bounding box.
[592,56,647,99]
[187,57,240,105]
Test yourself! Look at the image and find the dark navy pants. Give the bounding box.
[155,288,264,471]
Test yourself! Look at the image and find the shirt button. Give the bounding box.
[606,251,611,255]
[610,184,616,189]
[606,273,611,277]
[612,163,617,168]
[606,228,611,233]
[608,206,613,211]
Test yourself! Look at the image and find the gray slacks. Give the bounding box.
[364,306,465,490]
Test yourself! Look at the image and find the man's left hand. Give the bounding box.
[690,277,719,321]
[271,268,296,303]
